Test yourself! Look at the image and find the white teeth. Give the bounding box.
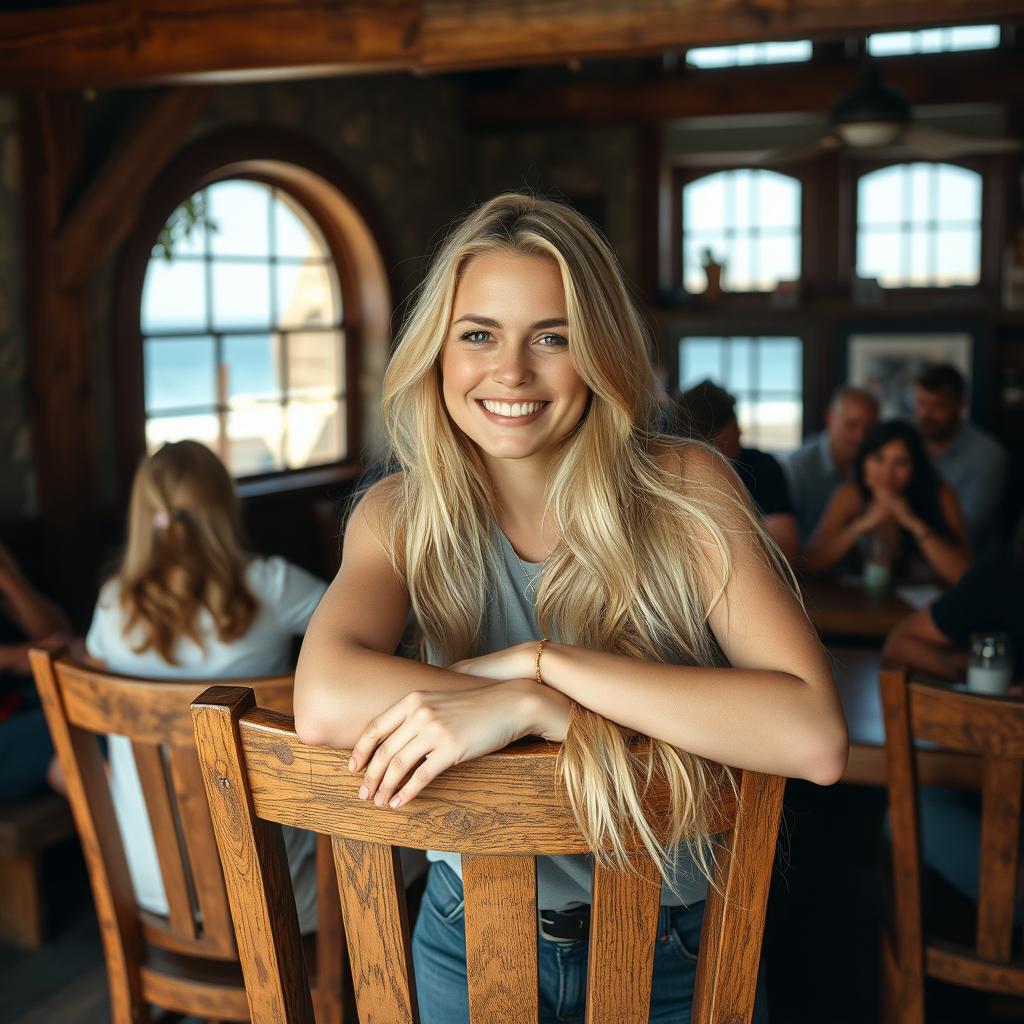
[481,399,544,418]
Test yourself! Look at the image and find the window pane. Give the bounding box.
[211,261,272,329]
[935,228,981,286]
[937,165,981,223]
[222,334,281,402]
[678,338,722,389]
[276,262,339,329]
[146,411,220,453]
[683,170,801,292]
[728,338,753,392]
[858,228,904,285]
[754,398,802,450]
[273,193,326,259]
[287,330,344,400]
[857,163,982,287]
[227,404,283,476]
[859,166,903,227]
[144,337,215,412]
[285,401,346,468]
[207,180,270,258]
[759,338,801,393]
[686,40,811,67]
[685,175,727,232]
[868,25,998,56]
[154,197,206,258]
[142,260,206,333]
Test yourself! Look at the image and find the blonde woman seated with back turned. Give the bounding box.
[294,194,848,1023]
[85,441,327,933]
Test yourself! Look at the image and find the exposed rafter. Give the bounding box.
[0,0,1021,89]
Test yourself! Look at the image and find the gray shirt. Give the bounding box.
[783,432,844,543]
[426,528,709,910]
[930,421,1008,554]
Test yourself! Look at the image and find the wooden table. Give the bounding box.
[803,579,915,642]
[831,645,980,789]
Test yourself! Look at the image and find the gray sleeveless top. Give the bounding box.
[425,528,709,910]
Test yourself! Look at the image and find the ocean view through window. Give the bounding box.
[141,179,347,477]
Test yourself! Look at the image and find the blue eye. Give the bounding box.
[460,330,491,344]
[536,333,568,348]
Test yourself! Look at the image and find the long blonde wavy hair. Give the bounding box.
[117,441,257,665]
[377,193,790,884]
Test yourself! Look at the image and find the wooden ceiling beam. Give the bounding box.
[53,87,211,289]
[0,0,1021,89]
[464,52,1024,127]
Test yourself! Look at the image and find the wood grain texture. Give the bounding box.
[333,838,418,1024]
[238,709,735,853]
[692,771,786,1024]
[586,858,661,1024]
[976,757,1022,964]
[313,833,348,1024]
[53,87,210,288]
[881,664,1024,1018]
[166,746,236,957]
[193,686,316,1024]
[131,742,197,941]
[463,854,538,1023]
[3,0,1022,86]
[28,647,150,1024]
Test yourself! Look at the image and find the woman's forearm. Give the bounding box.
[805,519,862,573]
[294,643,511,748]
[916,532,969,585]
[881,628,964,682]
[540,642,848,785]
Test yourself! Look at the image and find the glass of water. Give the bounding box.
[967,632,1013,695]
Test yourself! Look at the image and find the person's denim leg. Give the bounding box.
[0,701,53,801]
[412,864,769,1024]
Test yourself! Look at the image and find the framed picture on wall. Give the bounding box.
[834,321,989,422]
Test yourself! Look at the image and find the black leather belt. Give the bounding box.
[539,905,591,941]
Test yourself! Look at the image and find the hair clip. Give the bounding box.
[153,510,172,529]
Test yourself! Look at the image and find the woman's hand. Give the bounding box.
[348,678,570,809]
[854,500,895,535]
[875,493,917,531]
[449,641,537,682]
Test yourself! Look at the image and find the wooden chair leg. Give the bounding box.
[0,852,44,948]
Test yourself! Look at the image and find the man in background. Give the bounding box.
[914,363,1007,555]
[676,380,800,564]
[783,386,879,544]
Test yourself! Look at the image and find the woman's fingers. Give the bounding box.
[389,751,454,808]
[349,695,417,773]
[372,733,438,808]
[357,717,419,800]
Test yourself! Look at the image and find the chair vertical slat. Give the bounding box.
[166,746,235,955]
[29,647,150,1024]
[333,837,418,1024]
[313,833,348,1024]
[880,666,926,1023]
[131,742,196,940]
[192,687,315,1024]
[692,771,785,1024]
[463,854,538,1024]
[585,857,660,1024]
[976,756,1023,963]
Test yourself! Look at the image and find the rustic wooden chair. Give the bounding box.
[28,646,347,1024]
[880,662,1024,1024]
[191,684,785,1024]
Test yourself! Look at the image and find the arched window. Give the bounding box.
[681,169,801,293]
[856,162,982,288]
[115,130,391,489]
[143,180,346,476]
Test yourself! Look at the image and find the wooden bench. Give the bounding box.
[0,791,75,948]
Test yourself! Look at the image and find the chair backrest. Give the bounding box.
[880,663,1024,1002]
[28,647,299,1021]
[192,684,786,1024]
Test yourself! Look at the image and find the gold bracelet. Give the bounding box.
[535,637,551,685]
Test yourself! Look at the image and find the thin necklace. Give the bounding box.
[502,531,541,599]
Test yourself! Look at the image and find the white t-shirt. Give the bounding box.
[86,556,327,933]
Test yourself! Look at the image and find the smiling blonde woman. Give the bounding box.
[295,193,847,1023]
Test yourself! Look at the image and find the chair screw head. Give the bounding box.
[218,777,231,789]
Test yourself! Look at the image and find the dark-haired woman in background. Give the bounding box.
[804,420,970,585]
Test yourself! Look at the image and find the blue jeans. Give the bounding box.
[412,861,769,1023]
[0,692,53,802]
